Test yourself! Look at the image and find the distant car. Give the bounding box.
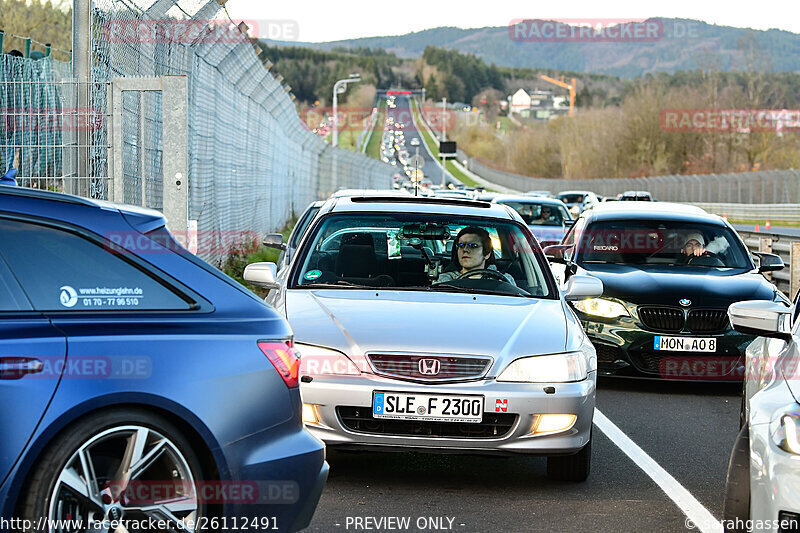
[723,295,800,531]
[546,202,788,380]
[619,191,654,201]
[556,190,599,216]
[525,190,553,198]
[250,195,604,481]
[0,186,327,532]
[493,195,574,248]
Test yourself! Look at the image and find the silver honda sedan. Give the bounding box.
[250,195,603,481]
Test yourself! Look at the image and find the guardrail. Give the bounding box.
[692,203,800,222]
[737,230,800,298]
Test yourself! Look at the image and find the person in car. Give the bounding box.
[435,227,516,284]
[531,206,556,225]
[681,232,707,257]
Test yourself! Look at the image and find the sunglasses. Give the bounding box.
[456,242,481,250]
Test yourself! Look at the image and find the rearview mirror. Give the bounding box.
[263,233,286,251]
[753,252,784,273]
[728,300,792,340]
[244,262,280,290]
[563,275,603,301]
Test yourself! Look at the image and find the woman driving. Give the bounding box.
[435,226,516,284]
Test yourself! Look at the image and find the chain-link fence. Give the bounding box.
[458,149,800,203]
[2,0,393,262]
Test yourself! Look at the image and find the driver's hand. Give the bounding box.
[693,246,706,256]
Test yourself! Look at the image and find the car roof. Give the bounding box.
[557,190,594,195]
[323,195,517,220]
[583,201,721,223]
[330,188,409,198]
[0,185,167,232]
[493,195,566,206]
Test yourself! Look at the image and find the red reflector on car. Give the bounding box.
[257,342,300,388]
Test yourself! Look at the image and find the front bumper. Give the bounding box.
[578,312,754,381]
[300,373,596,455]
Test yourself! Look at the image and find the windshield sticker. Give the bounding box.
[387,230,402,259]
[305,270,322,280]
[59,286,78,307]
[60,286,144,308]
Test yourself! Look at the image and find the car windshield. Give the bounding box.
[558,194,584,204]
[498,201,571,226]
[575,220,752,268]
[291,213,554,298]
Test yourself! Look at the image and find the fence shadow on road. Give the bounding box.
[596,375,741,397]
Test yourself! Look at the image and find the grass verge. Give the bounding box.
[221,219,296,298]
[728,219,800,228]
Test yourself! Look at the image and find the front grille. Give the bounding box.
[687,309,728,332]
[632,352,663,374]
[337,407,517,439]
[595,343,625,364]
[367,354,491,381]
[638,307,684,332]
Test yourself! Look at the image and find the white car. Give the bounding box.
[724,294,800,532]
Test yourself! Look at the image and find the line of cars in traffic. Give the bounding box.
[3,173,796,531]
[255,186,798,530]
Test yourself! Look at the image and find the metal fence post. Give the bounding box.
[791,242,800,300]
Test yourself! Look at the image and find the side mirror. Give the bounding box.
[753,252,784,273]
[563,219,575,228]
[563,275,603,301]
[243,262,280,290]
[263,233,286,251]
[543,244,574,262]
[728,300,792,340]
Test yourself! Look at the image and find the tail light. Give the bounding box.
[257,341,300,388]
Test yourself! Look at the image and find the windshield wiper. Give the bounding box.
[301,281,367,288]
[429,284,526,297]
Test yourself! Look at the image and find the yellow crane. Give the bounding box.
[539,75,577,117]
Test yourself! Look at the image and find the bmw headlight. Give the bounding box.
[573,298,630,319]
[497,346,594,383]
[295,343,361,376]
[771,408,800,455]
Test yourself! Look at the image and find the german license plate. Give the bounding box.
[372,391,484,423]
[654,336,717,352]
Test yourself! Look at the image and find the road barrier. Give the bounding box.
[738,230,800,298]
[456,149,800,203]
[691,203,800,222]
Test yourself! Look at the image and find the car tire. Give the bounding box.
[17,408,207,531]
[547,434,591,482]
[723,424,750,532]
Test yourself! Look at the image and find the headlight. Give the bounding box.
[295,343,361,376]
[771,408,800,455]
[573,298,629,319]
[497,351,592,383]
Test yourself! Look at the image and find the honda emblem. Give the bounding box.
[418,359,441,376]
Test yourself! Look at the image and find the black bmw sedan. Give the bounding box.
[545,202,788,381]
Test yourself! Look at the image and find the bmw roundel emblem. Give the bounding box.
[679,299,691,307]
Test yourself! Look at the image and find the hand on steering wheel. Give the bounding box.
[457,268,509,282]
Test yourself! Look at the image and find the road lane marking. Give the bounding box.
[594,409,723,533]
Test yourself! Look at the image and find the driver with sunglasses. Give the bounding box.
[434,226,516,285]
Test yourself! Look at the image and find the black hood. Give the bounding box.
[577,263,776,308]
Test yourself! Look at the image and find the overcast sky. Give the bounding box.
[225,0,800,43]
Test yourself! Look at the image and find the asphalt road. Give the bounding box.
[303,378,739,533]
[386,95,459,187]
[733,223,800,237]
